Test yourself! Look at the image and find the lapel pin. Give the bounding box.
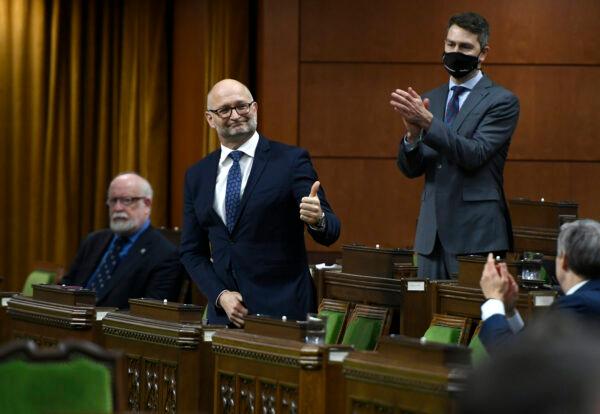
[140,248,146,255]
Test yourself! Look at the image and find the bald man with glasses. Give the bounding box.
[61,172,182,308]
[180,79,340,327]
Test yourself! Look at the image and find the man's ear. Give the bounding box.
[205,111,216,129]
[559,254,569,272]
[479,45,490,65]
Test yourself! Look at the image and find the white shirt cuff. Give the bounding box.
[215,289,229,308]
[481,299,524,334]
[403,136,418,152]
[481,299,505,320]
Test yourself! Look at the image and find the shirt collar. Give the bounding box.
[219,131,259,165]
[449,70,483,91]
[565,279,589,295]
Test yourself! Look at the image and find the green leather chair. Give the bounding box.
[468,321,489,365]
[0,340,123,414]
[317,298,350,344]
[341,304,390,351]
[422,313,471,346]
[21,263,64,296]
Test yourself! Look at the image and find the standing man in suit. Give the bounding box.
[390,12,520,279]
[478,219,600,351]
[180,79,340,327]
[61,173,181,308]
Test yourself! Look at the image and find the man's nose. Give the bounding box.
[229,109,242,120]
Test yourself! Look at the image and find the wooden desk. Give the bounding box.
[342,335,470,414]
[102,299,221,414]
[212,316,345,413]
[0,293,18,344]
[6,286,105,346]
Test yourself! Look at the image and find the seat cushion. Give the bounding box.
[341,316,383,351]
[0,357,113,413]
[423,325,462,345]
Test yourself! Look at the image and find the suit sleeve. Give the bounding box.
[478,314,517,352]
[423,92,519,171]
[292,149,340,246]
[179,169,227,305]
[397,138,427,178]
[61,234,95,286]
[142,241,182,302]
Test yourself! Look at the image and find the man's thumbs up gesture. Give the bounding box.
[300,181,324,226]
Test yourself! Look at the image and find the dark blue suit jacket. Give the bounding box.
[180,135,341,324]
[61,226,182,308]
[479,278,600,350]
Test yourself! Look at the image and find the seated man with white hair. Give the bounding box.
[61,172,181,308]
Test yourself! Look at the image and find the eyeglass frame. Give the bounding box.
[106,196,147,207]
[207,101,255,119]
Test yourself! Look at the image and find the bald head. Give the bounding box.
[207,79,253,109]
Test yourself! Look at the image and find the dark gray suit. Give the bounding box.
[397,75,519,277]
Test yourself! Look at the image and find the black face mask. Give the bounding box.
[442,52,479,79]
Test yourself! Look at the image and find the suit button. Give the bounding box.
[437,163,442,169]
[229,239,235,245]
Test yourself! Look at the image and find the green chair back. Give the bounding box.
[318,308,347,344]
[0,357,113,413]
[423,325,462,345]
[468,321,489,364]
[341,316,384,351]
[21,270,56,296]
[468,332,489,365]
[423,313,471,346]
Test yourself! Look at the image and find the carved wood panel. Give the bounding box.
[144,358,160,411]
[162,362,177,414]
[259,380,277,414]
[218,372,236,414]
[127,355,141,411]
[239,375,256,414]
[280,383,298,414]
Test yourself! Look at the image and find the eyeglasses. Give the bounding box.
[208,101,255,119]
[106,196,146,207]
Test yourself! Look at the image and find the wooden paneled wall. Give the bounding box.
[255,0,600,252]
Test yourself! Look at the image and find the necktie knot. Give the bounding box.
[229,150,243,163]
[451,85,468,96]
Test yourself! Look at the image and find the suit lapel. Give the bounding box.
[232,136,270,231]
[79,233,113,286]
[430,85,449,121]
[453,76,491,130]
[206,150,227,228]
[95,228,153,303]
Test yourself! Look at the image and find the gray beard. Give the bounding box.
[110,218,136,235]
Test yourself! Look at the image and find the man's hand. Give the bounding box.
[390,87,433,136]
[300,181,323,225]
[500,263,520,316]
[480,253,509,301]
[219,291,248,327]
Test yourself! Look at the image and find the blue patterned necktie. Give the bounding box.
[88,236,128,298]
[225,150,244,233]
[444,85,468,125]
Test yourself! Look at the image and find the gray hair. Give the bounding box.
[557,219,600,279]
